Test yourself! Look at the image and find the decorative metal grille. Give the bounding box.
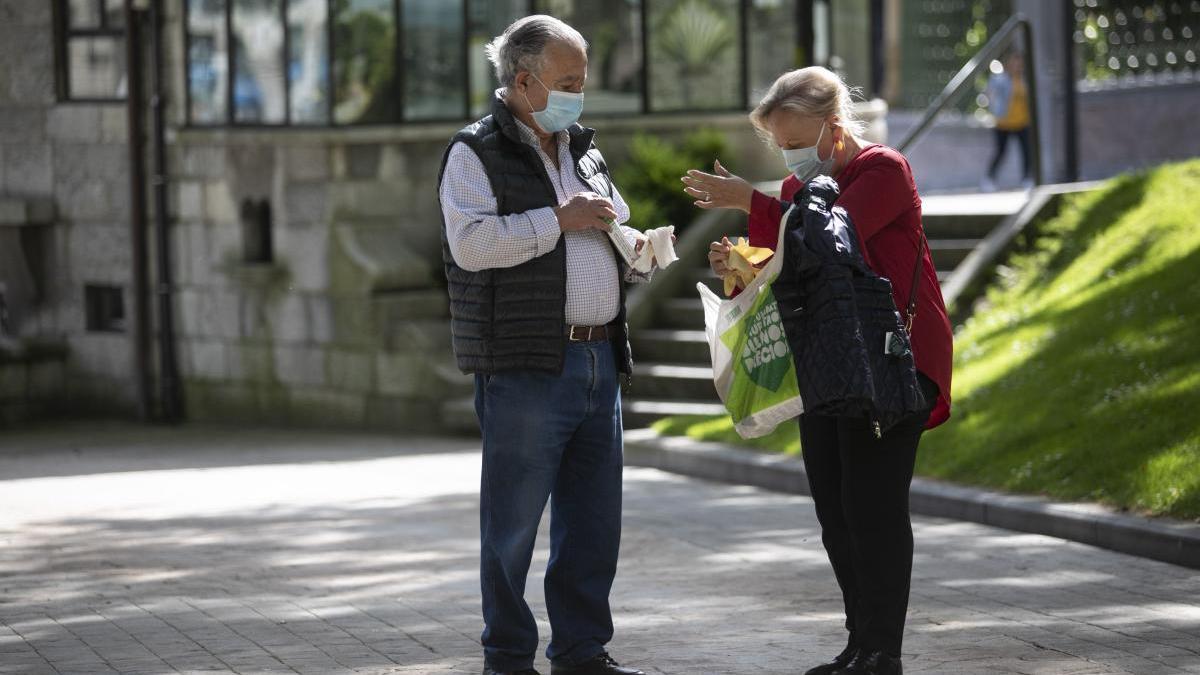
[897,0,1013,110]
[1074,0,1200,84]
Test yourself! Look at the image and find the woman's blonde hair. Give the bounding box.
[749,66,865,140]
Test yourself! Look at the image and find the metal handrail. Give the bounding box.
[896,13,1043,186]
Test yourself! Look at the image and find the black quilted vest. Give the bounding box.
[437,96,633,376]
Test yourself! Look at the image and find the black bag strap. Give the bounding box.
[905,233,926,333]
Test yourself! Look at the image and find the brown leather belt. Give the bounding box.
[566,324,612,342]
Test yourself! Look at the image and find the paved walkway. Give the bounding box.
[1,424,1199,675]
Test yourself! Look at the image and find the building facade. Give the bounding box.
[1,0,1198,429]
[1,0,845,429]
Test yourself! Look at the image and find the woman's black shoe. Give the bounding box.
[803,644,858,675]
[833,650,902,675]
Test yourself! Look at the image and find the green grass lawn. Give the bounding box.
[652,159,1200,520]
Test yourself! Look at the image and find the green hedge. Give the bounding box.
[614,128,730,233]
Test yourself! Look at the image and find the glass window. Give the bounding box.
[232,0,287,124]
[403,0,467,120]
[59,0,126,101]
[84,285,126,333]
[812,0,830,65]
[468,0,527,117]
[535,0,644,115]
[333,0,397,125]
[179,0,813,125]
[288,0,330,124]
[748,0,798,102]
[187,0,230,123]
[68,0,102,28]
[830,0,872,96]
[67,36,127,99]
[103,0,125,28]
[647,0,741,112]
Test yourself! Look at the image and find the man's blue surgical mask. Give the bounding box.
[781,122,835,183]
[523,74,584,133]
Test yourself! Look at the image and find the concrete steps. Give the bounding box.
[623,399,728,430]
[928,237,985,270]
[630,329,710,363]
[659,298,705,329]
[630,362,715,400]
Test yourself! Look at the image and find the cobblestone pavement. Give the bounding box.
[1,424,1199,675]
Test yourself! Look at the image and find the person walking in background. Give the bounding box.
[982,50,1033,192]
[438,14,654,675]
[681,66,953,675]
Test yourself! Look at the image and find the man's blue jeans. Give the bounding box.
[475,340,624,672]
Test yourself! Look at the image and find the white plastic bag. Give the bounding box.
[697,206,804,438]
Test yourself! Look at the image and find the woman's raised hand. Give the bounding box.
[682,159,755,214]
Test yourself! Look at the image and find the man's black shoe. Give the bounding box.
[481,667,541,675]
[804,644,858,675]
[833,649,902,675]
[550,652,645,675]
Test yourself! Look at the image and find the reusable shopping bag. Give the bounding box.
[696,206,804,438]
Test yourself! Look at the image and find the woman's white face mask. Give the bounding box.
[781,122,835,183]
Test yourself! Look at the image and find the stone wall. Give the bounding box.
[166,128,470,430]
[0,0,139,417]
[160,113,799,431]
[0,345,67,426]
[1076,77,1200,181]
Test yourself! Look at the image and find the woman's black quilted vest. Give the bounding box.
[437,96,633,376]
[773,176,928,434]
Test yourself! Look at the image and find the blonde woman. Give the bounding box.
[683,67,952,675]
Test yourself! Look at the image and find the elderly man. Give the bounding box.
[437,14,654,675]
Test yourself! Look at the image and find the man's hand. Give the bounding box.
[554,192,618,232]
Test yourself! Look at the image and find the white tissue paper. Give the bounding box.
[631,225,678,273]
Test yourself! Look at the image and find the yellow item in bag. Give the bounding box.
[722,237,775,296]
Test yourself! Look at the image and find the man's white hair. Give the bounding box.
[485,15,588,89]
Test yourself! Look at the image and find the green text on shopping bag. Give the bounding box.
[718,287,800,423]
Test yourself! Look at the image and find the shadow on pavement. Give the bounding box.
[0,421,481,481]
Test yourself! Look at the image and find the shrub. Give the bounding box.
[614,128,731,234]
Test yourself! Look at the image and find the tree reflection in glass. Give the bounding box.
[403,0,466,120]
[288,0,329,124]
[233,0,286,124]
[649,0,740,111]
[468,0,527,117]
[749,0,800,101]
[188,0,229,124]
[333,0,397,125]
[535,0,644,115]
